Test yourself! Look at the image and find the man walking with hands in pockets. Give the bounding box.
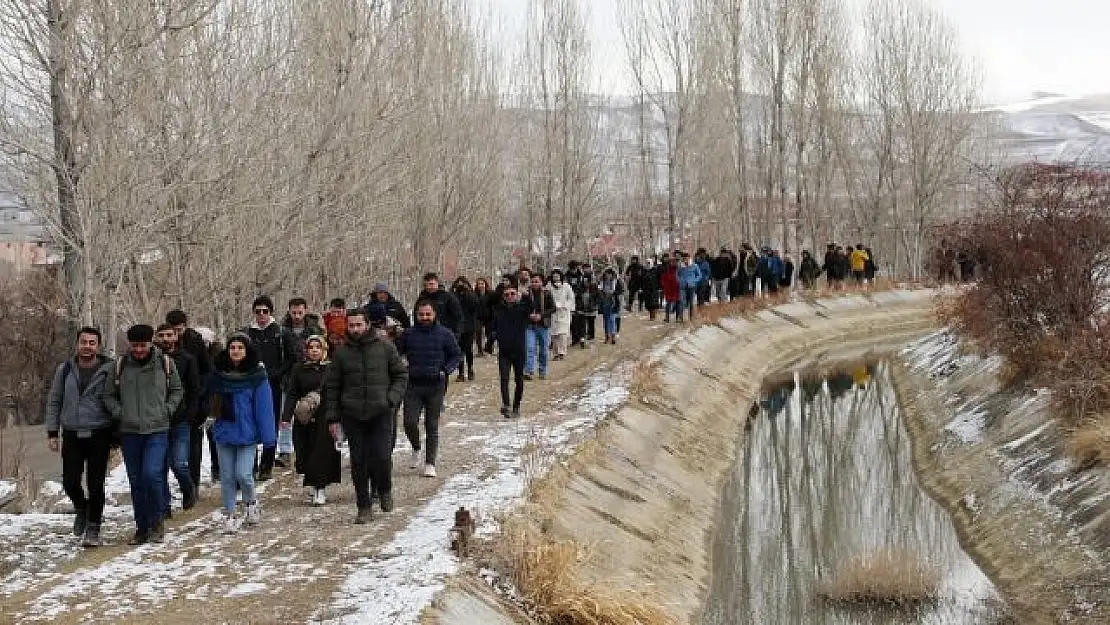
[396,300,462,479]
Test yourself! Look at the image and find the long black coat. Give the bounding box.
[283,360,342,488]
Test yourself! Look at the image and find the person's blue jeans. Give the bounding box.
[680,285,696,315]
[600,302,619,336]
[120,432,169,532]
[525,326,550,375]
[163,422,195,515]
[217,444,257,515]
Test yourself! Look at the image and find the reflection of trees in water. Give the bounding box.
[705,363,976,625]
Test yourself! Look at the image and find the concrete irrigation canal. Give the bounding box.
[703,360,1002,624]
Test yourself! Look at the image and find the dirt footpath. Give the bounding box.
[0,313,669,624]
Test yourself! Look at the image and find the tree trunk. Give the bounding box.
[47,0,87,324]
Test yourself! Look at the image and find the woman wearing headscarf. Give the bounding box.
[281,335,342,506]
[208,333,276,533]
[547,269,575,360]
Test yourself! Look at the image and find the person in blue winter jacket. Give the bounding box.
[207,333,277,534]
[676,252,703,319]
[395,301,462,479]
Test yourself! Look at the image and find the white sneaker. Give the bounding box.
[245,501,261,526]
[222,513,240,534]
[313,489,326,506]
[423,464,437,478]
[409,449,422,469]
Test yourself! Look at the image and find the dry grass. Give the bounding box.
[630,361,665,400]
[817,548,941,606]
[1065,416,1110,469]
[484,387,675,624]
[491,516,676,625]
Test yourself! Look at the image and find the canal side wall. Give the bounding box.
[893,336,1110,624]
[426,290,938,624]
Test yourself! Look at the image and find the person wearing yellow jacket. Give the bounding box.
[850,245,870,284]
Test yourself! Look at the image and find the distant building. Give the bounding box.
[0,192,55,276]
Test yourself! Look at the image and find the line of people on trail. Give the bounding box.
[615,243,877,322]
[42,267,619,546]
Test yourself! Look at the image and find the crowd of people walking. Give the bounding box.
[42,241,873,548]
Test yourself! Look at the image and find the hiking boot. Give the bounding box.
[500,405,511,419]
[457,373,466,383]
[379,492,394,513]
[81,523,102,548]
[128,529,149,546]
[149,521,165,544]
[255,468,272,482]
[73,508,88,537]
[274,454,289,468]
[423,464,437,478]
[355,508,373,524]
[467,369,475,381]
[245,501,262,526]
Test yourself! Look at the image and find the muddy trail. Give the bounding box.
[0,313,668,624]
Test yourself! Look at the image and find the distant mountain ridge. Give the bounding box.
[988,93,1110,165]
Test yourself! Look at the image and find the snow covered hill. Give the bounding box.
[989,93,1110,165]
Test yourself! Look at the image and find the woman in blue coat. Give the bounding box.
[208,333,276,533]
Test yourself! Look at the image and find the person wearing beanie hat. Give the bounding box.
[103,323,184,545]
[366,283,411,330]
[281,335,341,506]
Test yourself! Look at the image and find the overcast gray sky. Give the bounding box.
[483,0,1110,104]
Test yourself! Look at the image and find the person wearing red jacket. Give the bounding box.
[660,254,681,323]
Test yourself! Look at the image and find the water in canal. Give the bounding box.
[702,360,1005,625]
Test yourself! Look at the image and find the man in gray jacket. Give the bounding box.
[45,326,115,547]
[103,324,184,545]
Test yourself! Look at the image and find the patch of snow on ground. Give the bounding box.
[38,480,63,498]
[0,479,15,500]
[945,409,986,445]
[314,366,632,625]
[227,582,267,597]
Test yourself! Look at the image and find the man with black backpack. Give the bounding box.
[244,296,298,480]
[45,327,115,548]
[102,324,184,546]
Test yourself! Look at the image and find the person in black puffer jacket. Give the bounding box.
[395,301,462,477]
[412,273,462,337]
[451,276,479,381]
[324,310,408,523]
